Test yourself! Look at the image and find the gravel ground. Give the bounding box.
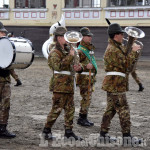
[0,57,150,150]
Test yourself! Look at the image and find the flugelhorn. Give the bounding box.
[124,26,145,72]
[64,31,83,65]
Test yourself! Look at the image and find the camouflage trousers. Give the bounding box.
[0,83,11,124]
[100,92,131,134]
[131,70,141,84]
[45,92,75,130]
[79,85,92,115]
[10,69,19,81]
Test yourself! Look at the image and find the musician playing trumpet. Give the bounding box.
[99,23,142,144]
[42,27,83,141]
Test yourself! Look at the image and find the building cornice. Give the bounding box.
[12,8,48,12]
[62,8,102,11]
[0,8,10,12]
[104,6,150,10]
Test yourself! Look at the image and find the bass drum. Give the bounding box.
[0,37,34,69]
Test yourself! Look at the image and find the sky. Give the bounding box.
[0,0,9,7]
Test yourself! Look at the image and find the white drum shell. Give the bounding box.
[0,37,34,69]
[0,37,14,68]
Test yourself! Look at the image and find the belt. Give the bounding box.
[54,70,76,90]
[80,72,94,76]
[54,71,71,75]
[106,71,126,77]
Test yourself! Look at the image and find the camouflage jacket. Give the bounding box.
[102,39,138,93]
[48,43,74,93]
[0,69,11,83]
[77,41,96,86]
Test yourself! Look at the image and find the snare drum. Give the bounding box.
[0,37,34,69]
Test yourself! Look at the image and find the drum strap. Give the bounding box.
[0,68,10,77]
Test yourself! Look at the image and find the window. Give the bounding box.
[0,0,9,8]
[107,0,150,6]
[146,0,150,5]
[65,0,100,8]
[136,0,144,5]
[15,0,46,8]
[126,0,135,6]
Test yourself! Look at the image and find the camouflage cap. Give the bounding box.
[53,26,67,36]
[0,21,8,33]
[80,27,93,36]
[107,23,125,35]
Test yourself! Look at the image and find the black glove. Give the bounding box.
[14,79,22,86]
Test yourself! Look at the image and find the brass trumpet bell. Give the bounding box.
[125,26,145,39]
[64,31,83,44]
[64,31,83,67]
[124,26,145,73]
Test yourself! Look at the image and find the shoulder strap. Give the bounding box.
[78,45,97,74]
[54,49,62,57]
[113,40,126,56]
[50,49,62,57]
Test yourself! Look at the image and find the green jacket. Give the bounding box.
[48,44,74,93]
[102,39,138,93]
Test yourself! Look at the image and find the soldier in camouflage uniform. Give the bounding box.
[42,27,83,140]
[7,32,22,86]
[10,69,22,86]
[131,70,144,91]
[0,21,16,138]
[77,27,97,127]
[99,23,142,142]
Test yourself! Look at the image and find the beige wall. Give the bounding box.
[1,0,150,27]
[2,0,64,26]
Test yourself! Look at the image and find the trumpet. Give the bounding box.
[124,26,145,72]
[64,31,83,66]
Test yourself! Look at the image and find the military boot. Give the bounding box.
[0,124,16,138]
[99,131,116,143]
[123,133,142,146]
[42,127,55,140]
[77,113,94,127]
[14,79,22,86]
[138,83,144,91]
[64,129,83,141]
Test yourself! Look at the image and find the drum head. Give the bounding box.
[0,38,14,68]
